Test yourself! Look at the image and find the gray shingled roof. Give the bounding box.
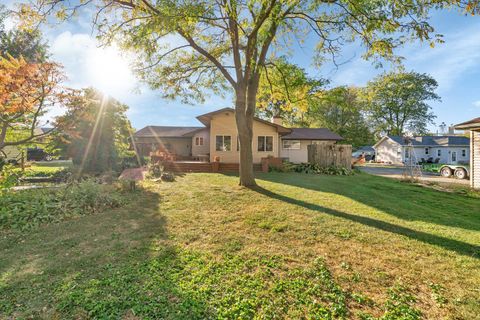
[388,135,469,146]
[134,126,204,138]
[282,128,343,140]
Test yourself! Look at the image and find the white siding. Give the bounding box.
[472,130,480,189]
[410,146,469,164]
[375,138,403,164]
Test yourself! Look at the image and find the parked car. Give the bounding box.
[27,148,53,161]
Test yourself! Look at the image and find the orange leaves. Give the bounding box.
[0,55,64,116]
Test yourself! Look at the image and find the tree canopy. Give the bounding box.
[0,55,64,154]
[364,70,439,136]
[52,88,134,174]
[24,0,479,185]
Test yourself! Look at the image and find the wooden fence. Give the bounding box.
[307,143,352,169]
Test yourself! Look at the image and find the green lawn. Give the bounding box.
[1,172,479,319]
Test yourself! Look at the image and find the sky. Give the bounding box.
[4,2,480,132]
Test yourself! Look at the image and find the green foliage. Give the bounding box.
[54,251,348,319]
[285,162,354,176]
[147,162,164,178]
[0,165,20,190]
[0,180,128,231]
[0,5,49,63]
[256,58,327,126]
[364,70,439,136]
[381,283,422,320]
[308,86,375,147]
[52,88,135,174]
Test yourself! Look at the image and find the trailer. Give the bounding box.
[439,164,470,179]
[422,163,470,179]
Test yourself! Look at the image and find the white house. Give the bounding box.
[374,135,470,165]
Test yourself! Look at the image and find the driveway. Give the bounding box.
[357,166,470,185]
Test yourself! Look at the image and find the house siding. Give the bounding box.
[209,110,279,163]
[191,129,210,157]
[472,130,480,189]
[375,138,403,164]
[280,140,335,163]
[409,146,470,164]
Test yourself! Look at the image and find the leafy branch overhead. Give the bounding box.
[22,0,478,102]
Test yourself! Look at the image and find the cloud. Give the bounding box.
[473,100,480,108]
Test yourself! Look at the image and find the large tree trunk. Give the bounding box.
[235,87,256,187]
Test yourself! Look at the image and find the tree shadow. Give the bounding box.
[249,183,480,259]
[256,172,480,232]
[0,189,212,318]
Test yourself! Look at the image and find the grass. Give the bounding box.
[1,172,479,319]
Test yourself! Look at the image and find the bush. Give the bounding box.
[0,180,128,231]
[0,165,21,190]
[147,162,164,178]
[284,162,354,176]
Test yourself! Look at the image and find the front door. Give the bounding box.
[451,151,457,164]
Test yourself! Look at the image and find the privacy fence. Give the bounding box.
[307,143,352,169]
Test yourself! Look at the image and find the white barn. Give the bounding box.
[374,135,470,165]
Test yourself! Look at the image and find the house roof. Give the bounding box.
[281,128,343,141]
[196,107,291,134]
[454,117,480,130]
[134,126,204,138]
[377,135,469,147]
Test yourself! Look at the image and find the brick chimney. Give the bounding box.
[271,115,283,126]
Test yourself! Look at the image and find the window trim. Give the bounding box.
[195,136,204,146]
[257,135,274,152]
[282,139,301,150]
[215,135,232,152]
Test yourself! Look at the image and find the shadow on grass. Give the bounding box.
[250,184,480,259]
[0,188,211,319]
[256,172,480,232]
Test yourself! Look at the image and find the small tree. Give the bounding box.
[365,71,439,136]
[27,0,478,186]
[53,88,134,174]
[0,55,63,155]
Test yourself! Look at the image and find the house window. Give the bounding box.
[216,135,231,151]
[258,136,273,152]
[283,140,301,150]
[462,149,466,157]
[405,149,410,159]
[195,137,204,146]
[425,148,429,155]
[437,149,441,157]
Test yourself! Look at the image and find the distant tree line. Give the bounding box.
[256,60,439,148]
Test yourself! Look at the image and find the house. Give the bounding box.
[455,117,480,189]
[373,135,470,165]
[133,107,343,164]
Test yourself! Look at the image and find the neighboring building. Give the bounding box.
[455,117,480,189]
[373,135,470,165]
[133,107,343,164]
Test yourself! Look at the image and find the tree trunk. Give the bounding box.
[235,88,256,187]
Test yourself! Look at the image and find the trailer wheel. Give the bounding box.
[440,166,452,178]
[454,168,467,180]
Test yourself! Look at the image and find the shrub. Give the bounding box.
[0,180,128,231]
[284,162,354,176]
[147,162,164,178]
[0,165,21,190]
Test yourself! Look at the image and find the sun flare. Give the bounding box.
[87,46,135,95]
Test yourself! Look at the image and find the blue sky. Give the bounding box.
[5,2,480,131]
